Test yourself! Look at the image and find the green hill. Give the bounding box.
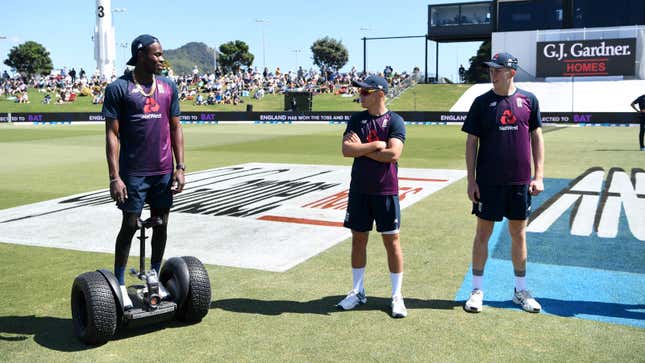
[164,42,217,75]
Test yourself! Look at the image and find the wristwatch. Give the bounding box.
[176,163,186,171]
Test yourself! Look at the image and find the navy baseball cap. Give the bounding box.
[484,52,518,70]
[126,34,160,66]
[352,75,389,93]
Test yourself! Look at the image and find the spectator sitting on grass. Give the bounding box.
[233,93,241,105]
[18,92,30,104]
[92,90,104,104]
[254,87,265,100]
[206,92,215,105]
[194,92,205,105]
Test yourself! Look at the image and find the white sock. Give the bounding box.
[472,275,483,291]
[352,267,365,293]
[515,276,527,292]
[158,282,169,299]
[390,272,403,298]
[120,285,133,308]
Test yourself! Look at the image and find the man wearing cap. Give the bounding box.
[461,52,544,314]
[629,94,645,151]
[336,75,408,318]
[103,34,185,309]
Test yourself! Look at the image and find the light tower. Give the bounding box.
[94,0,116,78]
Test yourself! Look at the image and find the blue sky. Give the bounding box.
[0,0,483,81]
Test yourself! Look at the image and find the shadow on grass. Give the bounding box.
[111,319,198,341]
[593,149,642,152]
[0,315,91,351]
[0,315,200,350]
[479,299,645,321]
[211,296,462,317]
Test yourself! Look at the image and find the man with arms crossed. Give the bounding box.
[337,75,407,318]
[103,34,185,309]
[462,53,544,313]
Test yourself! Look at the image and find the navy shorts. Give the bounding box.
[118,173,173,214]
[344,193,401,233]
[472,184,531,221]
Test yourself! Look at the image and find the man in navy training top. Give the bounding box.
[461,52,545,313]
[337,75,408,318]
[102,34,185,309]
[630,94,645,151]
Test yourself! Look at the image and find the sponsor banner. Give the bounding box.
[457,167,645,328]
[540,112,639,124]
[0,163,465,272]
[3,111,640,124]
[537,38,636,77]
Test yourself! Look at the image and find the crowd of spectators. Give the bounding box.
[175,64,420,106]
[1,64,421,107]
[0,67,110,105]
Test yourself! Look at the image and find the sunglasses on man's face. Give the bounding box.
[359,88,379,96]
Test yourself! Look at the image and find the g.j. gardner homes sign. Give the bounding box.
[536,38,636,77]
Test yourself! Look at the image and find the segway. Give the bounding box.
[71,216,211,345]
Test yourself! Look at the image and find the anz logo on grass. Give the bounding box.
[493,167,645,274]
[527,167,644,241]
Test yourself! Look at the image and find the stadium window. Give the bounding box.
[573,0,645,28]
[498,0,564,31]
[460,3,493,25]
[431,5,460,26]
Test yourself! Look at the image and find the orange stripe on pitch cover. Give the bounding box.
[399,177,448,182]
[258,215,344,227]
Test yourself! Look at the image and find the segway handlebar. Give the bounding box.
[137,216,164,229]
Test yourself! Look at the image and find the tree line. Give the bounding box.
[4,38,490,82]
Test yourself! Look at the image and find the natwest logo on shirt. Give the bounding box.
[143,97,160,113]
[498,109,519,131]
[500,109,516,125]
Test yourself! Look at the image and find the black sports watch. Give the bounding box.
[176,163,186,171]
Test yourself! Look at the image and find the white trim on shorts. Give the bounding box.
[381,229,400,235]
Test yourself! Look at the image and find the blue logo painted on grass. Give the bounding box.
[456,168,645,328]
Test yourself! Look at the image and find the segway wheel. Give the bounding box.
[176,256,211,322]
[71,271,118,345]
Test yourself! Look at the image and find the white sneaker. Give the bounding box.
[158,283,170,300]
[119,285,133,310]
[464,289,484,313]
[336,290,367,310]
[513,289,541,313]
[391,295,408,318]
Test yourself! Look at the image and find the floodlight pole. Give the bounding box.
[362,37,367,75]
[424,36,428,83]
[255,19,269,69]
[436,42,439,83]
[360,34,427,79]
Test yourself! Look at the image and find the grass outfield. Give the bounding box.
[0,84,467,113]
[0,124,643,362]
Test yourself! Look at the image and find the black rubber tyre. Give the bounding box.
[176,256,211,323]
[71,271,118,345]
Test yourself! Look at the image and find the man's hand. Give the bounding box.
[172,170,186,194]
[529,178,544,196]
[343,131,361,144]
[110,179,128,204]
[467,180,480,203]
[374,140,387,150]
